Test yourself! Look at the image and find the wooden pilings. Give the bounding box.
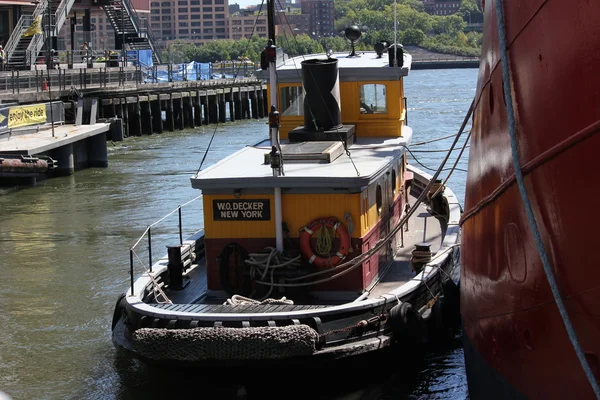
[98,84,268,137]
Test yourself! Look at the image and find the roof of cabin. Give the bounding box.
[190,127,413,191]
[256,51,412,83]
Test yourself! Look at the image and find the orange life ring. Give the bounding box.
[299,216,351,268]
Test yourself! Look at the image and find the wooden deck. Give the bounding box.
[369,190,443,298]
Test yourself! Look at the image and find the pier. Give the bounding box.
[0,67,267,184]
[0,67,268,137]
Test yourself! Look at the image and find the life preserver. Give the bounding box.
[299,216,351,268]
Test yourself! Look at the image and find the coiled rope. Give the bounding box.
[224,294,294,306]
[243,246,301,300]
[495,0,600,397]
[253,101,474,289]
[315,225,333,256]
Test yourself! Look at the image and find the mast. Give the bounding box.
[265,0,284,252]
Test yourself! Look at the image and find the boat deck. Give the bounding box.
[160,186,442,307]
[370,196,443,298]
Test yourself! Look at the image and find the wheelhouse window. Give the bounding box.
[359,84,387,114]
[280,86,304,116]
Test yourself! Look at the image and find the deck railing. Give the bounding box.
[128,194,203,295]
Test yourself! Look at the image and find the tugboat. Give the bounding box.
[111,0,464,368]
[461,0,600,398]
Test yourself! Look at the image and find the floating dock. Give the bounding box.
[0,100,119,184]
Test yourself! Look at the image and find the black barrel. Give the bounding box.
[301,58,341,131]
[388,44,403,67]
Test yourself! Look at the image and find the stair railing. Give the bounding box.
[4,14,29,62]
[25,0,51,68]
[121,0,162,63]
[54,0,76,37]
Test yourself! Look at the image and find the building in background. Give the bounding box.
[422,0,462,16]
[229,8,266,41]
[299,0,334,38]
[151,0,228,46]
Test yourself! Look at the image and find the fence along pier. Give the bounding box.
[0,67,268,139]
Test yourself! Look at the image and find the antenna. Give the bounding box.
[393,0,397,66]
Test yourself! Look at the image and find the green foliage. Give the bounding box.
[160,0,483,63]
[458,0,483,23]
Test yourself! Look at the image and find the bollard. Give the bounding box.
[167,245,184,290]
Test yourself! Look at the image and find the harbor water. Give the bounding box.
[0,68,476,400]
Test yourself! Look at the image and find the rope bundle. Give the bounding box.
[315,225,333,255]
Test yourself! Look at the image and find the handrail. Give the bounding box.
[5,15,28,60]
[25,0,50,66]
[128,194,203,291]
[121,0,161,62]
[54,0,76,37]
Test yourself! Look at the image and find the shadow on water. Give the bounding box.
[112,334,467,400]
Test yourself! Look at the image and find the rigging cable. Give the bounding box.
[276,13,360,175]
[232,0,266,78]
[431,129,471,199]
[254,100,474,287]
[196,0,267,175]
[412,130,470,146]
[495,0,600,397]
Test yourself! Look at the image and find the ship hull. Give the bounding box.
[461,0,600,399]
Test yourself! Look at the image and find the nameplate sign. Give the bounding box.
[213,199,271,221]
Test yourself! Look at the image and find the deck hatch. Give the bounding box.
[265,141,346,163]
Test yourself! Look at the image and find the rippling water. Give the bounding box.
[0,68,477,400]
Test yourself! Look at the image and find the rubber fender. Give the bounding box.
[427,297,454,345]
[441,279,461,328]
[111,292,127,331]
[388,302,428,345]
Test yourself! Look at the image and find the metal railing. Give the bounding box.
[0,65,261,93]
[25,0,51,67]
[128,194,203,295]
[121,0,161,62]
[54,0,76,37]
[5,15,28,61]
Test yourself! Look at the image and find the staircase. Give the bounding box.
[99,0,161,64]
[5,0,75,70]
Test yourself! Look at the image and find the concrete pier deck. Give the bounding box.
[0,122,112,178]
[0,123,110,155]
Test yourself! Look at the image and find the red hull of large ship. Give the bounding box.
[461,1,600,399]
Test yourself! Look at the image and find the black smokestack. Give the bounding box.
[301,58,341,131]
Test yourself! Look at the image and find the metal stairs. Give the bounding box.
[99,0,161,64]
[5,0,75,69]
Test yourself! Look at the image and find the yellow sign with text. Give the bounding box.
[8,104,46,128]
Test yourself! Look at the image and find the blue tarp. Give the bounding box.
[144,61,213,83]
[123,50,154,68]
[138,50,153,68]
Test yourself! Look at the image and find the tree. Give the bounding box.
[458,0,483,23]
[401,28,425,46]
